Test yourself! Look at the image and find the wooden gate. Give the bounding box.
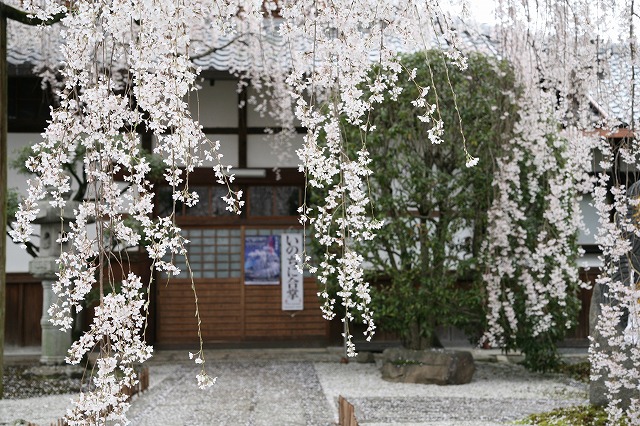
[154,226,329,346]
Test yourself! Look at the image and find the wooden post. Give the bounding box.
[338,395,358,426]
[0,8,7,399]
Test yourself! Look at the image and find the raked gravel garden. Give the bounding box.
[0,348,590,426]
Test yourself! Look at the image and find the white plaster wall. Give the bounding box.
[188,80,239,128]
[6,133,43,273]
[205,134,239,167]
[246,86,278,128]
[152,134,239,168]
[578,194,599,246]
[246,86,301,128]
[246,133,304,168]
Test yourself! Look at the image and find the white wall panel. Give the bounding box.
[578,194,599,246]
[247,133,303,168]
[189,80,239,128]
[6,133,42,272]
[153,134,239,168]
[246,86,301,128]
[204,134,239,167]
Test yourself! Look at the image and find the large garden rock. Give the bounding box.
[380,347,475,385]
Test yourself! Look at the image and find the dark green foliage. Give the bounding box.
[552,361,590,383]
[519,338,564,372]
[517,405,626,426]
[336,50,518,349]
[6,187,19,221]
[11,142,88,202]
[6,187,40,257]
[515,312,581,372]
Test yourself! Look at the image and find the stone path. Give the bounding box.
[128,362,333,425]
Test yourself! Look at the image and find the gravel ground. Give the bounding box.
[0,349,589,426]
[2,365,85,399]
[316,361,586,425]
[128,361,333,425]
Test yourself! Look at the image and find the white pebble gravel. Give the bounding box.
[0,349,588,425]
[315,361,587,425]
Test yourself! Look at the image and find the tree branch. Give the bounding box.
[5,230,39,257]
[0,2,65,26]
[190,36,247,60]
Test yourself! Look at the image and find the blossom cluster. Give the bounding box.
[7,0,472,422]
[484,0,640,420]
[17,0,640,420]
[482,0,598,354]
[590,141,640,423]
[482,95,593,349]
[15,0,640,420]
[9,0,228,421]
[65,274,153,425]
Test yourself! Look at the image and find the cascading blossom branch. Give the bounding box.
[272,1,469,355]
[10,0,232,422]
[9,0,469,422]
[65,274,152,424]
[481,0,599,366]
[484,3,640,418]
[482,96,594,351]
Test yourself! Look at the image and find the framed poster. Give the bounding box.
[244,235,281,285]
[281,233,304,311]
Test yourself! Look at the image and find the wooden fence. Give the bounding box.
[338,395,358,426]
[122,366,150,401]
[26,420,66,426]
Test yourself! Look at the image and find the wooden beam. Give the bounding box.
[238,82,247,168]
[0,2,64,26]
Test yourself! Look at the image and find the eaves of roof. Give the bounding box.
[8,17,636,130]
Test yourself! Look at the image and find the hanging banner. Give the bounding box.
[244,235,281,285]
[281,233,304,310]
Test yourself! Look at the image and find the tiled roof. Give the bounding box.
[595,46,640,126]
[7,20,58,73]
[7,18,493,72]
[7,17,636,126]
[456,22,639,128]
[7,19,416,74]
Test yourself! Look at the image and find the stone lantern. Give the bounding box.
[28,194,80,365]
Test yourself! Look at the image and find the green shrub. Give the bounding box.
[517,405,626,426]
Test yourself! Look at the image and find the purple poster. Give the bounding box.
[244,235,281,285]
